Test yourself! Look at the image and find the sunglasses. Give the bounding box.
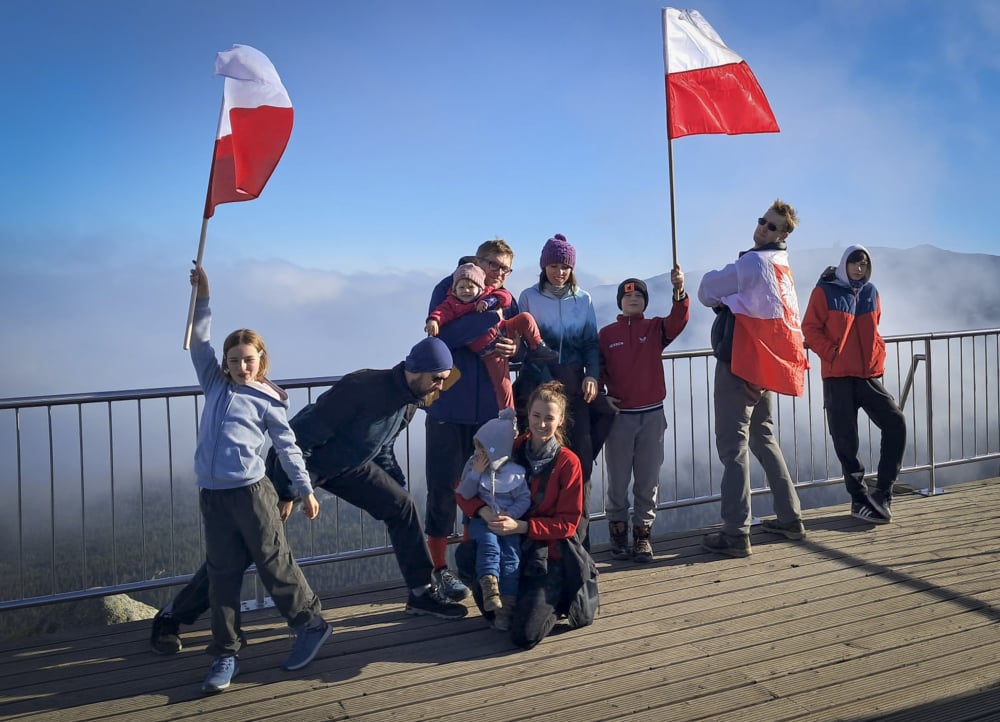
[757,218,781,233]
[477,257,512,276]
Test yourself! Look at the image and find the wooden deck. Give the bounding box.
[2,478,1000,722]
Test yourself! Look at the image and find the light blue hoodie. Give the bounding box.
[190,297,313,497]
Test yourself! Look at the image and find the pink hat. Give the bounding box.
[539,233,576,269]
[453,262,485,290]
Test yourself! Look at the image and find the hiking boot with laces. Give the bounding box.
[608,520,631,560]
[479,575,502,612]
[632,523,654,563]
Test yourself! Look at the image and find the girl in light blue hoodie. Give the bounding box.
[187,264,330,694]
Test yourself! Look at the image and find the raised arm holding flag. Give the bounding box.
[183,44,294,348]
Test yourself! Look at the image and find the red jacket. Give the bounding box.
[456,435,583,559]
[427,285,513,326]
[598,296,689,411]
[801,263,886,380]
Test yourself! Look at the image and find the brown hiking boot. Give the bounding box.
[632,523,654,563]
[480,575,502,612]
[608,520,631,559]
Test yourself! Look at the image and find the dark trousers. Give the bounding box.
[319,462,435,589]
[510,559,566,650]
[200,481,320,657]
[823,376,907,502]
[424,417,478,538]
[168,463,435,632]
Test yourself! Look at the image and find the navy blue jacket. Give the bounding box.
[425,274,520,426]
[268,363,418,500]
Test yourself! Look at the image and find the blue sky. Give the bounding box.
[2,0,999,396]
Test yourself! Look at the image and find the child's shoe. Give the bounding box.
[527,342,559,363]
[480,575,502,612]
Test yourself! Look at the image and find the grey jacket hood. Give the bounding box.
[473,408,517,469]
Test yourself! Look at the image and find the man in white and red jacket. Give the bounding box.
[697,199,809,558]
[598,268,689,562]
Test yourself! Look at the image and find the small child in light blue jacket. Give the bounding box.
[456,408,531,630]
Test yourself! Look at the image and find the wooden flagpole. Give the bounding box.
[182,97,225,350]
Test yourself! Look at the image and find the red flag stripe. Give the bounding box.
[666,61,779,139]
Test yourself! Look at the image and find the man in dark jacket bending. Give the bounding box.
[150,337,467,656]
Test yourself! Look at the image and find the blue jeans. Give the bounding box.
[467,517,521,597]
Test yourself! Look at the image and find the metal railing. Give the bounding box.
[2,329,998,611]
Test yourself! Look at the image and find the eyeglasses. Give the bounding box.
[477,256,512,276]
[757,218,781,233]
[430,373,449,383]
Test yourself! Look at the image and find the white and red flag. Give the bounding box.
[662,8,779,139]
[203,44,294,218]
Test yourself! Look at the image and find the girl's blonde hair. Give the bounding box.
[527,380,570,446]
[221,328,269,379]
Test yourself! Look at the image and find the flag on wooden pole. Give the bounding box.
[204,44,294,218]
[662,8,779,139]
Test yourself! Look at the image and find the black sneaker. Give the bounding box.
[868,489,894,520]
[700,531,751,558]
[760,517,807,540]
[150,611,182,655]
[851,499,889,524]
[405,587,468,620]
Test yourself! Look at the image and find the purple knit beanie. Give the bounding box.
[539,233,576,269]
[452,262,486,290]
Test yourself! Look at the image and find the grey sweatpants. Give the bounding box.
[604,408,666,526]
[713,361,802,537]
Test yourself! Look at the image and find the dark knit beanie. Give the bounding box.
[452,262,486,290]
[404,337,453,373]
[617,278,649,311]
[539,233,576,269]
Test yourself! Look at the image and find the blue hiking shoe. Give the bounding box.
[282,620,331,671]
[202,655,239,693]
[433,567,470,601]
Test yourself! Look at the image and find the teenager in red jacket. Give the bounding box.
[801,245,906,524]
[598,268,689,561]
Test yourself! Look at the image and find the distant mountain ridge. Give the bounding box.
[591,245,1000,349]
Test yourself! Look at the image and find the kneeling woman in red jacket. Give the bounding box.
[457,380,596,649]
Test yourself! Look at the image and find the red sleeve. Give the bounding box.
[428,293,476,325]
[456,491,487,518]
[801,286,837,362]
[525,449,583,542]
[659,295,690,347]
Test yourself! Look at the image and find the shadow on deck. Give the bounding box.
[2,479,1000,722]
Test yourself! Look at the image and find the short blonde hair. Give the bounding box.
[770,199,799,233]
